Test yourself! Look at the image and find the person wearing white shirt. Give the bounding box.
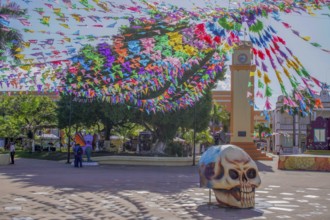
[9,142,15,164]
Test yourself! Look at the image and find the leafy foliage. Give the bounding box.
[57,95,134,140]
[254,122,271,140]
[0,95,57,138]
[134,88,214,143]
[0,2,26,61]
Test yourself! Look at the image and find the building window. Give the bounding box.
[314,129,325,142]
[283,135,293,147]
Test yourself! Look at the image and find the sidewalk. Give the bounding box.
[0,157,329,219]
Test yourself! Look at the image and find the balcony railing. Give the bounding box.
[276,124,308,130]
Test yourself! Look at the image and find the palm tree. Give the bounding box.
[254,122,271,141]
[0,2,26,61]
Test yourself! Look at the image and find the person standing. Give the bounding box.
[9,142,15,164]
[73,144,80,167]
[76,144,83,168]
[279,145,284,155]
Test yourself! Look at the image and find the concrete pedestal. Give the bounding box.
[0,154,10,165]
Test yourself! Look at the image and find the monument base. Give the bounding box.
[230,142,272,160]
[278,154,330,171]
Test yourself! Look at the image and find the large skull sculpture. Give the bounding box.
[199,145,261,208]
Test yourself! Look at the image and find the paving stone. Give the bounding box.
[0,157,330,219]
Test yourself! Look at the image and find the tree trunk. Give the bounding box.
[151,139,166,154]
[28,129,36,153]
[104,122,112,141]
[66,127,71,164]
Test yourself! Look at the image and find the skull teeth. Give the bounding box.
[240,186,255,208]
[240,184,254,208]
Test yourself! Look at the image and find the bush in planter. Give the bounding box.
[0,147,5,154]
[165,142,183,157]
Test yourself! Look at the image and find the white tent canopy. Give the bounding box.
[173,137,185,143]
[38,134,59,140]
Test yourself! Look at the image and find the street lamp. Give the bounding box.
[66,95,72,164]
[193,103,196,166]
[0,98,5,119]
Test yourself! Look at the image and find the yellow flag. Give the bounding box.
[283,67,290,78]
[23,59,34,63]
[286,60,292,69]
[20,65,31,71]
[23,42,31,48]
[223,43,232,52]
[24,29,34,33]
[293,56,302,67]
[302,36,311,41]
[63,37,71,42]
[257,69,262,78]
[53,8,61,14]
[15,54,25,59]
[249,71,255,77]
[60,23,70,29]
[275,70,283,84]
[263,72,271,85]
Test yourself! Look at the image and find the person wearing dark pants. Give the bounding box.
[76,145,83,168]
[73,144,83,168]
[73,144,79,167]
[10,142,15,164]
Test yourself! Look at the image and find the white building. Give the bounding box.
[313,89,330,119]
[271,89,330,154]
[271,96,310,154]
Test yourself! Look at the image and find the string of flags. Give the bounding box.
[0,0,329,114]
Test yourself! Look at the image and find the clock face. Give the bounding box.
[238,53,248,64]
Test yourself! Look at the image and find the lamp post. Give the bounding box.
[66,95,72,164]
[0,98,4,119]
[192,103,196,166]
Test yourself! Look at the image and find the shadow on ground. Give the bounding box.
[256,160,275,173]
[0,158,201,194]
[196,204,263,220]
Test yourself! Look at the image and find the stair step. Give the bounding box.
[230,142,273,161]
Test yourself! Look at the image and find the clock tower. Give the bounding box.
[229,41,271,160]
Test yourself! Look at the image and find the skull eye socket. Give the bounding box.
[247,168,256,179]
[229,169,239,180]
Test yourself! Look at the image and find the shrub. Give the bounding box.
[165,142,183,157]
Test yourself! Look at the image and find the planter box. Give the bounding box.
[0,154,10,165]
[278,154,330,171]
[94,155,200,166]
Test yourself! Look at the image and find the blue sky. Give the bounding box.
[3,0,330,109]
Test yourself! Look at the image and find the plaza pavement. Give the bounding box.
[0,155,330,220]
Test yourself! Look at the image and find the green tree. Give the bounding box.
[133,89,214,153]
[0,95,57,150]
[57,96,133,141]
[0,96,22,139]
[254,122,271,141]
[0,2,26,61]
[112,122,144,143]
[0,116,22,139]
